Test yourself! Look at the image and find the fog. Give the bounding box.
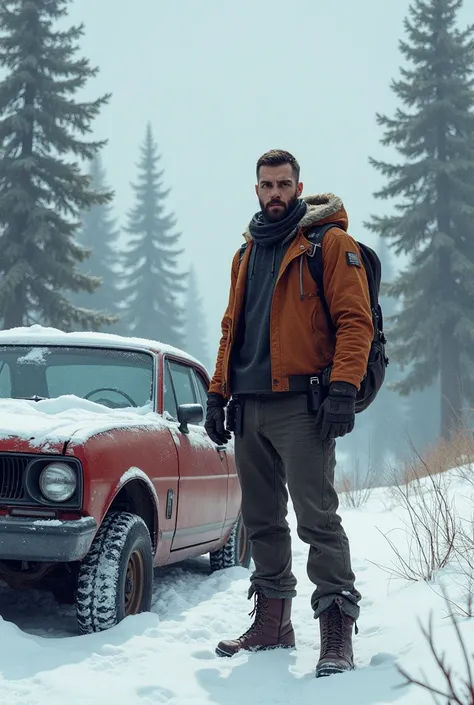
[66,0,470,355]
[1,0,471,471]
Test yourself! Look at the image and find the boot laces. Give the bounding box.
[239,593,268,639]
[322,604,345,656]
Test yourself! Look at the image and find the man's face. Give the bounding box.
[255,163,303,222]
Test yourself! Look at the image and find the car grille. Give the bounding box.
[0,455,28,501]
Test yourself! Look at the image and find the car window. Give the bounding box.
[162,360,178,420]
[0,346,154,408]
[168,361,197,408]
[46,353,153,408]
[192,370,209,422]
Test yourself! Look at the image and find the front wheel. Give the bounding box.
[210,514,251,571]
[75,511,153,634]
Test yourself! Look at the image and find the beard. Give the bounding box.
[259,192,299,222]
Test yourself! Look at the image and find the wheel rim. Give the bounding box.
[237,519,249,565]
[124,550,145,616]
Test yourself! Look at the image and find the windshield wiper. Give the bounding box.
[17,395,48,402]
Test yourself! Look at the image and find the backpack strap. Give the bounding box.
[238,242,248,265]
[305,223,344,335]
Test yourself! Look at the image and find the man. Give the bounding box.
[204,149,373,678]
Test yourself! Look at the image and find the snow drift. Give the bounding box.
[0,467,472,703]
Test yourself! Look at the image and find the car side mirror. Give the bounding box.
[177,403,203,434]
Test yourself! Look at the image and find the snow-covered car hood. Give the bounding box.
[0,396,166,453]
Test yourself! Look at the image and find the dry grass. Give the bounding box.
[400,429,474,484]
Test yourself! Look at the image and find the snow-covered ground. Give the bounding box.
[0,469,473,705]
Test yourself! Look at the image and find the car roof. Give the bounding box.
[0,325,203,368]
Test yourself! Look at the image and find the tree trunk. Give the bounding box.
[435,68,458,440]
[3,284,26,329]
[440,324,462,439]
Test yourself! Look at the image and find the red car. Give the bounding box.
[0,326,250,633]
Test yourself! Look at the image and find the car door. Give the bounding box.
[163,357,228,551]
[192,366,241,531]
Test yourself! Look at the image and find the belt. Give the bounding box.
[288,367,332,392]
[287,374,320,392]
[232,371,330,397]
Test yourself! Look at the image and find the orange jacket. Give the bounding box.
[209,194,374,399]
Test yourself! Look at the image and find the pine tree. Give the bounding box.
[74,154,121,331]
[121,123,185,348]
[0,0,115,331]
[185,265,210,369]
[366,0,474,438]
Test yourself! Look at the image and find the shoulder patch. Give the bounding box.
[346,251,361,268]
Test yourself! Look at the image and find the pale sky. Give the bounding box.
[61,0,472,355]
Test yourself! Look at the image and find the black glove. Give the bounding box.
[315,381,357,440]
[204,393,232,445]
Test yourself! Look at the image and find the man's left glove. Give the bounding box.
[315,381,357,440]
[204,393,232,445]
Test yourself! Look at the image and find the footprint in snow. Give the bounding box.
[192,648,217,660]
[353,562,369,573]
[136,685,175,703]
[360,625,383,636]
[370,652,399,667]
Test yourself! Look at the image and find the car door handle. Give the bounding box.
[216,445,227,453]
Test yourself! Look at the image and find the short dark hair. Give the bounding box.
[256,149,300,181]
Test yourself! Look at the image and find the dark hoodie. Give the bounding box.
[230,240,290,394]
[230,200,307,395]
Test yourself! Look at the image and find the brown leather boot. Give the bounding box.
[315,597,356,677]
[215,593,296,657]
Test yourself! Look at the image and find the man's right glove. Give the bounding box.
[204,393,232,445]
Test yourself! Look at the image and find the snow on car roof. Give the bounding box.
[0,325,202,367]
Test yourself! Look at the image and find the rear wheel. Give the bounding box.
[75,511,153,634]
[210,514,251,571]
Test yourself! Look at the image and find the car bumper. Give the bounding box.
[0,516,97,562]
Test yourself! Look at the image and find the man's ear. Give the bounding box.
[297,182,303,197]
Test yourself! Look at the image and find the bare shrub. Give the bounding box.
[374,463,457,582]
[433,572,474,620]
[397,589,474,704]
[336,456,378,508]
[433,523,474,619]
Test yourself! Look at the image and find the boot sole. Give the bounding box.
[315,662,355,678]
[215,643,296,658]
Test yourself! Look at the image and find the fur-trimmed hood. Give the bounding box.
[244,193,348,241]
[299,193,348,231]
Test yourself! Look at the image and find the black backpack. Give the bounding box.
[238,223,389,413]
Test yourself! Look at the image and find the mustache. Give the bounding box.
[267,200,285,208]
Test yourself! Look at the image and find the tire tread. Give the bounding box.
[76,511,151,634]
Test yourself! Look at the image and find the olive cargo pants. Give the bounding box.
[234,393,361,620]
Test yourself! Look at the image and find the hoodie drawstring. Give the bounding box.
[271,246,277,277]
[249,244,258,279]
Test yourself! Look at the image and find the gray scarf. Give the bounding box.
[248,199,308,247]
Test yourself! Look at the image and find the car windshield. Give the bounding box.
[0,345,154,409]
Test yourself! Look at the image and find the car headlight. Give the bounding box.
[39,463,77,502]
